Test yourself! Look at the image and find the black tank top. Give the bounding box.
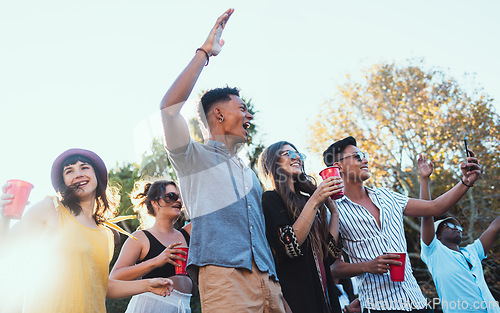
[140,229,190,279]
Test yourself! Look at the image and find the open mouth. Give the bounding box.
[241,122,250,138]
[172,203,182,209]
[243,122,251,135]
[290,161,301,168]
[73,180,89,188]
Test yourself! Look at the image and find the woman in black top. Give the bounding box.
[259,141,344,313]
[110,180,192,313]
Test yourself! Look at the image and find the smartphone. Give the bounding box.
[463,137,471,170]
[463,137,471,158]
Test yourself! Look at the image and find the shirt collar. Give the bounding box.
[338,186,377,203]
[207,140,249,166]
[207,140,227,148]
[207,140,231,154]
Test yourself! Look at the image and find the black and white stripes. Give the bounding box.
[337,187,427,311]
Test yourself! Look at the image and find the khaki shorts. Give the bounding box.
[199,261,286,313]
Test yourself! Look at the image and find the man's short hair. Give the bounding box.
[323,136,357,166]
[197,86,240,128]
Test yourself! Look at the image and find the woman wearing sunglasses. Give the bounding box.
[259,141,344,313]
[110,180,192,313]
[0,149,173,313]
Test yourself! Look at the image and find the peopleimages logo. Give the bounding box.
[364,298,499,311]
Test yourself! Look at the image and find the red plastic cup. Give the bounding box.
[174,247,189,275]
[318,166,344,200]
[3,180,34,219]
[387,252,406,282]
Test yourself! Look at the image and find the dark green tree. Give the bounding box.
[140,137,177,180]
[106,162,141,312]
[244,98,266,174]
[108,162,142,233]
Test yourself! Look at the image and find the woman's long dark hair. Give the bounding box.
[131,180,178,229]
[259,141,330,258]
[59,155,119,224]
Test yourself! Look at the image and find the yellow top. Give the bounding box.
[23,197,114,313]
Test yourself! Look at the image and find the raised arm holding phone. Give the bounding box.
[419,152,500,313]
[324,136,482,312]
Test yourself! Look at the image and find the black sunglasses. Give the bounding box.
[156,192,180,205]
[338,151,369,163]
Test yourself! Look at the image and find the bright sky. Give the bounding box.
[1,0,499,206]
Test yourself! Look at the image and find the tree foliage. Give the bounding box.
[140,137,177,180]
[108,162,142,233]
[242,98,266,174]
[309,58,500,299]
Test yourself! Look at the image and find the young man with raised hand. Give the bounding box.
[323,136,481,313]
[159,9,287,313]
[418,154,500,313]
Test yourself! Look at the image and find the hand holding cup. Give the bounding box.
[318,166,345,200]
[1,182,14,214]
[173,247,189,275]
[2,180,33,219]
[365,253,403,275]
[385,252,406,281]
[155,242,187,268]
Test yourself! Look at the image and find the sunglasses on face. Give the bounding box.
[156,192,180,206]
[444,222,463,232]
[338,151,369,163]
[280,150,307,161]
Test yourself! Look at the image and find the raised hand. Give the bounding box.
[313,176,344,205]
[0,182,13,214]
[153,242,187,268]
[417,154,433,179]
[460,149,481,186]
[200,8,234,57]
